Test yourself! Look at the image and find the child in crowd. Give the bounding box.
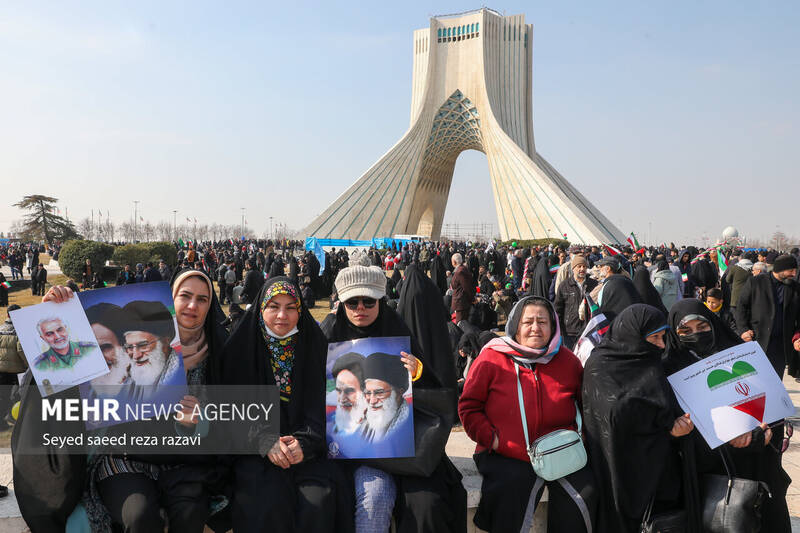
[705,287,737,333]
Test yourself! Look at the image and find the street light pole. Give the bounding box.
[241,208,245,239]
[269,216,274,240]
[133,200,139,243]
[173,210,177,242]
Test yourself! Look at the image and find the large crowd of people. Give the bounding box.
[2,236,800,532]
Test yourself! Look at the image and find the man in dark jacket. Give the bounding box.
[724,254,754,309]
[450,253,475,322]
[158,260,172,281]
[143,262,161,282]
[735,254,800,378]
[81,259,94,289]
[32,264,47,296]
[116,264,135,286]
[554,255,598,349]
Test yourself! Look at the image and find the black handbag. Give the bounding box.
[640,497,687,533]
[366,387,455,477]
[11,372,87,529]
[701,448,771,533]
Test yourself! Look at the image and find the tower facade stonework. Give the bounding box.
[304,9,625,244]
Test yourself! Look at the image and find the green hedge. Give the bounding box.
[112,244,150,268]
[141,242,177,267]
[501,239,571,249]
[58,240,115,280]
[112,242,177,268]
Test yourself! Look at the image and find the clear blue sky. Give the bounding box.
[1,2,797,245]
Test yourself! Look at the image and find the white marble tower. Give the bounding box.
[304,8,625,244]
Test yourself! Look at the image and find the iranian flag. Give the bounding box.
[603,244,622,256]
[178,238,185,247]
[573,294,611,364]
[718,251,729,274]
[626,232,641,250]
[0,281,10,289]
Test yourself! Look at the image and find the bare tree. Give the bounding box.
[77,217,94,240]
[196,224,209,242]
[241,225,257,239]
[771,231,788,251]
[142,222,155,242]
[8,220,25,240]
[118,221,135,242]
[155,221,172,241]
[99,219,115,242]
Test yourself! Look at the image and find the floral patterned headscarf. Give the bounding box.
[258,280,302,401]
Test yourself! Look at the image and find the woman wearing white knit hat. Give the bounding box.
[321,262,453,533]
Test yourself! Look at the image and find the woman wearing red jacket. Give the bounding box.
[459,295,596,532]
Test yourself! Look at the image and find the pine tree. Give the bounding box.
[12,195,81,244]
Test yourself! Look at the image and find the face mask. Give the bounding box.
[264,325,299,340]
[679,330,715,356]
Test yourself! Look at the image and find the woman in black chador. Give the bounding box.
[221,276,351,533]
[582,304,690,532]
[663,298,789,533]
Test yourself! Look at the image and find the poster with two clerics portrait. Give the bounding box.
[325,336,415,459]
[10,281,187,428]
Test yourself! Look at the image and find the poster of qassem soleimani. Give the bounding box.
[10,296,109,396]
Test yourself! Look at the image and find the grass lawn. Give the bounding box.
[0,273,71,323]
[3,271,332,324]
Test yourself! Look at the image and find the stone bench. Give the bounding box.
[450,455,548,533]
[0,447,548,533]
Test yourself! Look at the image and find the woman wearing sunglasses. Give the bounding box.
[663,298,790,533]
[321,262,454,533]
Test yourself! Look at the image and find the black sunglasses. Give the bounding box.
[344,297,377,310]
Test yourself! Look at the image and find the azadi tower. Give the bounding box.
[304,8,625,244]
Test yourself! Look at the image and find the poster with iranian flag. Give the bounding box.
[667,341,795,449]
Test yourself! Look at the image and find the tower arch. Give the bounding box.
[303,9,625,244]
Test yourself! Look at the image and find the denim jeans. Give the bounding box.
[354,465,395,533]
